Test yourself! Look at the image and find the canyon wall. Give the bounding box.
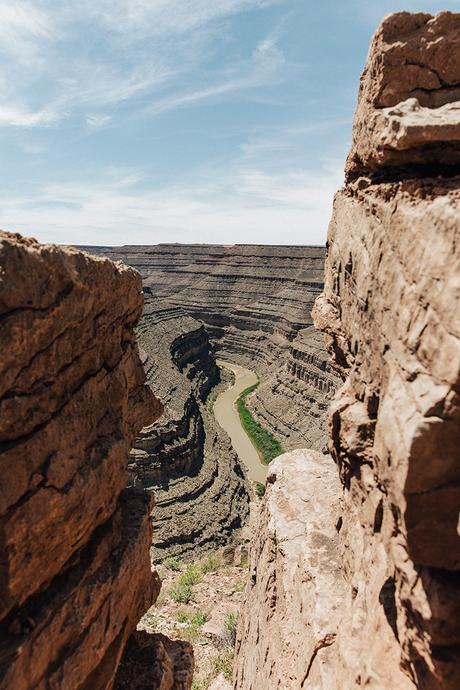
[235,11,460,690]
[131,291,249,559]
[0,232,191,689]
[85,244,339,451]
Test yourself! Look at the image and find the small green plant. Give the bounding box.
[179,564,203,586]
[176,608,209,627]
[170,581,193,604]
[175,623,203,644]
[162,556,181,572]
[191,680,208,690]
[176,608,191,623]
[234,579,245,593]
[212,648,234,680]
[224,611,239,646]
[255,482,265,497]
[191,610,209,627]
[141,607,159,629]
[200,552,222,574]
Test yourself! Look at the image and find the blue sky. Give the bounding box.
[0,1,457,246]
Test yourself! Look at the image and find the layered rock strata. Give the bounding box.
[131,292,249,559]
[235,11,460,690]
[246,326,338,451]
[0,233,180,689]
[84,244,339,451]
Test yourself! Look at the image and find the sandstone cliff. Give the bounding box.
[0,233,191,689]
[131,292,249,558]
[235,12,460,690]
[84,244,339,452]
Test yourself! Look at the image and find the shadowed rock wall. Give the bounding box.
[234,11,460,690]
[0,233,192,689]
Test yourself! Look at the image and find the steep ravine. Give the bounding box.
[84,244,340,452]
[131,292,250,559]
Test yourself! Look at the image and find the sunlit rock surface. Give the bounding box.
[234,11,460,690]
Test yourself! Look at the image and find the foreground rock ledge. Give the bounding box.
[0,232,168,689]
[234,449,345,689]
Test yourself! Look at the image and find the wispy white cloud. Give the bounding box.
[144,33,285,116]
[86,113,112,128]
[237,166,343,207]
[0,2,54,63]
[0,0,285,129]
[85,0,282,40]
[0,156,342,246]
[0,103,60,127]
[18,139,46,155]
[240,119,351,160]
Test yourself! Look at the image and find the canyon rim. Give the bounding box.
[0,8,459,690]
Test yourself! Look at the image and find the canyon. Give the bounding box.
[82,243,339,562]
[130,293,249,559]
[86,243,340,453]
[0,9,458,690]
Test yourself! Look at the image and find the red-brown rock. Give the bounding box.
[114,631,194,690]
[0,232,163,689]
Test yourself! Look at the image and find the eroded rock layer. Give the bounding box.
[84,244,339,451]
[235,11,460,690]
[132,292,249,559]
[0,233,177,689]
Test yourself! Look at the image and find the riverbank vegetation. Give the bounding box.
[236,383,283,463]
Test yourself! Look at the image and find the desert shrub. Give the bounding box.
[170,581,192,604]
[162,556,181,572]
[141,608,159,629]
[190,610,209,627]
[212,648,234,680]
[176,608,191,623]
[191,680,209,690]
[234,579,245,593]
[179,564,203,586]
[255,482,265,497]
[176,608,209,626]
[200,552,222,574]
[224,611,239,646]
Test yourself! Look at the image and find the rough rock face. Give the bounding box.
[315,11,460,688]
[115,632,194,690]
[132,292,249,559]
[0,232,169,689]
[84,244,339,451]
[235,11,460,690]
[234,450,345,689]
[346,11,460,179]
